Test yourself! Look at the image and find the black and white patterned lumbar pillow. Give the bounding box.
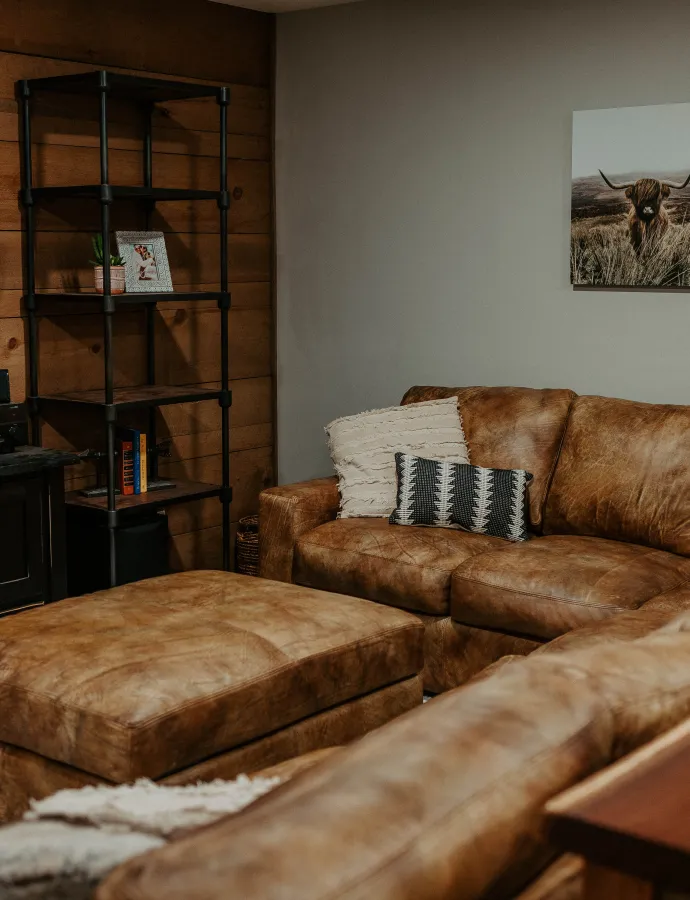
[389,453,533,542]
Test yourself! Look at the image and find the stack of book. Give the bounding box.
[116,427,148,496]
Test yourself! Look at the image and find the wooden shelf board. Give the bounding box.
[25,71,222,103]
[30,185,220,202]
[31,291,228,307]
[66,480,222,518]
[37,385,222,410]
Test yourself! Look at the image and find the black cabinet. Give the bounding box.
[0,447,78,615]
[0,477,43,611]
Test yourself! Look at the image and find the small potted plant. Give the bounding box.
[91,235,126,294]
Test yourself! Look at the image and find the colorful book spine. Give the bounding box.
[131,429,141,495]
[139,432,147,494]
[118,439,135,496]
[117,427,141,494]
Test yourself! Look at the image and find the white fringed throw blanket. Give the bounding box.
[0,775,282,900]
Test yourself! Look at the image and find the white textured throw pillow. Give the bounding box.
[326,398,470,518]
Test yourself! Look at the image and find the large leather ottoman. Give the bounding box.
[0,571,423,822]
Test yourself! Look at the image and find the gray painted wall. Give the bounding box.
[275,0,690,484]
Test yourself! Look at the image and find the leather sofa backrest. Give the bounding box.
[402,386,575,529]
[544,395,690,556]
[97,622,690,900]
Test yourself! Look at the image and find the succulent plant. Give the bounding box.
[90,234,125,267]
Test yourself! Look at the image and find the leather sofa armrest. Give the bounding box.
[259,477,340,583]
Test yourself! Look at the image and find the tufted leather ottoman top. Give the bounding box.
[0,572,423,782]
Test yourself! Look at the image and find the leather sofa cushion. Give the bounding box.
[544,395,690,556]
[402,386,575,529]
[535,589,690,658]
[452,534,690,640]
[294,518,504,615]
[0,571,423,782]
[534,608,686,657]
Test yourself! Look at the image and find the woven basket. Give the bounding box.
[236,514,260,576]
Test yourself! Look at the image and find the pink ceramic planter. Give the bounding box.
[94,266,126,294]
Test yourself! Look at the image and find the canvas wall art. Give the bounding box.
[572,103,690,287]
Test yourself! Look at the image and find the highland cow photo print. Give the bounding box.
[572,103,690,287]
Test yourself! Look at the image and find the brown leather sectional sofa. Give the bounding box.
[260,386,690,691]
[98,607,690,900]
[90,388,690,899]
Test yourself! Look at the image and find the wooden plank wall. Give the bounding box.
[0,0,274,570]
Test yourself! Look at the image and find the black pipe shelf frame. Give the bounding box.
[17,70,233,587]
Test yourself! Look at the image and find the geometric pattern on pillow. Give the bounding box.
[389,453,533,542]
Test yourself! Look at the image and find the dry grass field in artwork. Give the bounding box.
[571,173,690,287]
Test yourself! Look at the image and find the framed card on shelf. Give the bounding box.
[115,231,173,293]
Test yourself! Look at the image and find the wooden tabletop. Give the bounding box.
[547,717,690,892]
[0,446,80,479]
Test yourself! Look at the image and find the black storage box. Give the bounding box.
[66,510,170,595]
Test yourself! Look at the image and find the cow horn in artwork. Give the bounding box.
[598,170,635,190]
[664,173,690,190]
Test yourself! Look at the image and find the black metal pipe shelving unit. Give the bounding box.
[17,71,233,587]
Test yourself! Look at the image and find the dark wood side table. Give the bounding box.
[0,446,79,615]
[547,717,690,899]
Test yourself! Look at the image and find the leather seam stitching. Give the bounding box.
[0,684,133,736]
[452,574,629,612]
[542,391,577,528]
[296,539,485,575]
[271,481,338,508]
[130,623,422,729]
[0,624,421,740]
